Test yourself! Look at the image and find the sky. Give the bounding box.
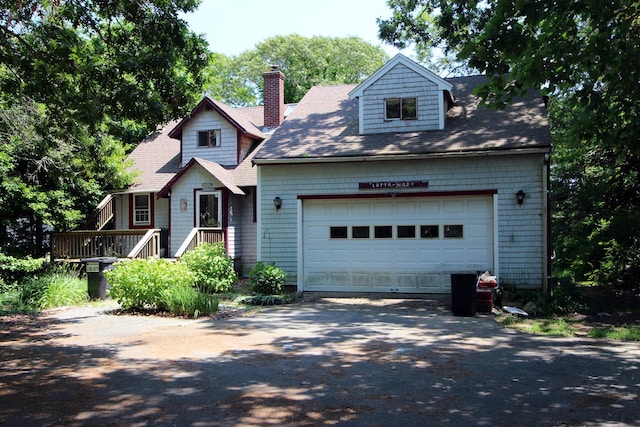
[182,0,410,57]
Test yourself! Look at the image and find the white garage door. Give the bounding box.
[302,196,494,293]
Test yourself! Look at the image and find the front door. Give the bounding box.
[196,190,222,228]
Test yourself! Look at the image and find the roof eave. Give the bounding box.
[253,146,551,165]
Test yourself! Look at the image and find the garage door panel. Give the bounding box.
[352,273,372,287]
[303,196,493,293]
[418,200,442,215]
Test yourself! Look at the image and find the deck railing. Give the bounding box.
[175,228,224,258]
[51,229,161,260]
[94,194,115,230]
[127,229,161,259]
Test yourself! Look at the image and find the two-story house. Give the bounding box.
[96,67,292,273]
[54,54,551,293]
[254,54,552,293]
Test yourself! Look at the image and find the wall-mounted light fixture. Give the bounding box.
[274,196,282,210]
[516,190,526,205]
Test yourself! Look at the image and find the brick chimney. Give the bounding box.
[263,66,285,128]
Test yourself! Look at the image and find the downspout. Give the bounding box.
[256,166,262,262]
[167,192,171,258]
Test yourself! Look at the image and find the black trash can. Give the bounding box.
[81,257,118,300]
[451,273,477,316]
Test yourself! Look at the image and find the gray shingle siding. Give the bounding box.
[258,153,546,288]
[361,63,441,134]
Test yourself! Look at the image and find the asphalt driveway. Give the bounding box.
[1,295,639,426]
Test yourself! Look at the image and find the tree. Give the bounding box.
[378,0,640,290]
[0,0,209,255]
[202,53,257,107]
[228,35,390,105]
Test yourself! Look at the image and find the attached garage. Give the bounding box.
[301,193,496,293]
[255,54,552,292]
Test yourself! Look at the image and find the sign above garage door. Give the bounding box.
[302,195,495,293]
[358,180,429,190]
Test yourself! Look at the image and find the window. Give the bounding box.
[374,225,393,239]
[330,226,348,239]
[352,226,370,239]
[197,191,222,228]
[397,225,416,239]
[197,129,221,147]
[133,194,150,226]
[385,97,417,120]
[420,225,439,239]
[444,225,464,238]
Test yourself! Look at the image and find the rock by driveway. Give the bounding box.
[1,296,639,426]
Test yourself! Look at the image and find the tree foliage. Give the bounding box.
[209,35,389,105]
[0,0,209,255]
[378,1,640,290]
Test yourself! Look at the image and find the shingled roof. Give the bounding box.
[253,75,551,163]
[123,121,181,193]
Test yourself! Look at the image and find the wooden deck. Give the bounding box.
[51,227,224,261]
[50,229,162,261]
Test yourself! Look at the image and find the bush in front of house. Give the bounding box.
[248,261,287,295]
[180,242,237,293]
[0,251,47,291]
[106,258,194,310]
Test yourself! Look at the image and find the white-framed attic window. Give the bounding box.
[197,129,221,147]
[385,97,417,120]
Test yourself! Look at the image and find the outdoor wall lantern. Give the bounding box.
[516,190,526,205]
[274,196,282,210]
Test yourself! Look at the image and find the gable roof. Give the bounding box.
[120,102,268,195]
[348,53,452,99]
[253,75,551,164]
[157,157,245,198]
[168,97,265,141]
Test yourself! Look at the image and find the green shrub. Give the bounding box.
[249,262,287,295]
[18,271,88,310]
[0,252,47,290]
[180,243,236,293]
[106,259,194,310]
[161,285,219,318]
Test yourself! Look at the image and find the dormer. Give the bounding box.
[348,54,453,134]
[168,97,264,168]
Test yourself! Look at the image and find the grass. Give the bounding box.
[588,325,640,341]
[496,283,640,341]
[496,316,579,337]
[1,271,89,314]
[162,285,219,319]
[19,272,89,310]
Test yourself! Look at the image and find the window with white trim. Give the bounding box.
[133,194,151,226]
[385,97,417,120]
[197,129,221,147]
[197,190,222,228]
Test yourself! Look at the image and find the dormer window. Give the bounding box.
[385,97,417,120]
[198,129,221,147]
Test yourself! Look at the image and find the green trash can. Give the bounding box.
[451,273,477,316]
[81,257,118,300]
